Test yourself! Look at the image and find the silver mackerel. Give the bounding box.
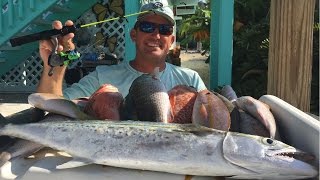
[0,120,317,179]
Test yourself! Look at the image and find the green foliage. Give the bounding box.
[231,0,270,99]
[176,0,319,115]
[231,20,270,98]
[177,5,211,50]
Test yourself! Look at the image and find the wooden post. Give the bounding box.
[268,0,316,112]
[210,0,234,89]
[124,0,139,61]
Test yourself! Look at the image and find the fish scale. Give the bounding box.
[0,120,317,179]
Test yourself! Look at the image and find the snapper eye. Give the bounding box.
[262,138,277,146]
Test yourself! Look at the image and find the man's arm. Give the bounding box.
[36,20,75,96]
[37,65,66,96]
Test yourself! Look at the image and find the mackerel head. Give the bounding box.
[0,120,317,179]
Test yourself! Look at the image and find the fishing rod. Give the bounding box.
[8,2,171,76]
[9,11,148,47]
[9,1,174,47]
[8,9,151,76]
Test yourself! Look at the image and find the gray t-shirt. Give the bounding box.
[63,61,207,100]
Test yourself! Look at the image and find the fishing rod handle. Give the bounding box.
[9,25,76,47]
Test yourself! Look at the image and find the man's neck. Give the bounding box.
[130,58,166,73]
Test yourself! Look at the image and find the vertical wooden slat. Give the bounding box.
[0,3,3,34]
[30,0,35,11]
[268,0,316,112]
[8,0,14,27]
[18,0,24,19]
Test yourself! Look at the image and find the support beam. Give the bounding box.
[268,0,316,112]
[210,0,234,89]
[124,0,140,61]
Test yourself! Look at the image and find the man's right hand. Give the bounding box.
[39,20,75,68]
[37,20,76,95]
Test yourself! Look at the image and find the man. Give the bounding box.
[37,1,207,99]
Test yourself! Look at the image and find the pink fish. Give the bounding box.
[234,96,280,139]
[238,109,270,137]
[168,85,198,124]
[84,84,124,120]
[192,89,230,131]
[71,97,89,111]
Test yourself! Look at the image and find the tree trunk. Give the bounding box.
[268,0,316,112]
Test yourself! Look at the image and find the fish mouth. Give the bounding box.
[269,149,316,165]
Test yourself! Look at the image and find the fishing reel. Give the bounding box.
[48,37,80,76]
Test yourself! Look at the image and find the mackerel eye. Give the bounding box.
[262,138,277,146]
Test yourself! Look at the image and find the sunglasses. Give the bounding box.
[136,21,173,35]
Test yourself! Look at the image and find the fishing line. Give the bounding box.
[80,11,149,28]
[9,2,178,47]
[8,2,179,75]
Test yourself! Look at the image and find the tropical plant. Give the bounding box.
[177,1,211,52]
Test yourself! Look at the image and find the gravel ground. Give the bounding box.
[180,51,210,88]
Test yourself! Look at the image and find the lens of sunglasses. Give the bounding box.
[139,21,173,35]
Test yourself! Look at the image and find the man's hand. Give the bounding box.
[39,20,75,68]
[37,20,75,95]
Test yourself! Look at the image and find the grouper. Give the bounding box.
[121,67,172,122]
[0,120,317,179]
[84,84,124,120]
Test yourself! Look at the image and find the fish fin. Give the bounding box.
[220,85,238,101]
[0,152,11,167]
[0,113,8,127]
[56,157,92,169]
[260,101,271,109]
[169,92,176,111]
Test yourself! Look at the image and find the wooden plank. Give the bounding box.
[268,0,316,112]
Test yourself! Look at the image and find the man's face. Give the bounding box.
[130,15,175,62]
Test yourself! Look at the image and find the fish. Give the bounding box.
[121,68,172,122]
[220,85,238,102]
[168,85,198,124]
[192,89,230,131]
[234,96,280,139]
[211,91,235,113]
[238,109,270,137]
[0,114,73,167]
[28,93,95,120]
[71,97,89,111]
[218,88,271,137]
[0,139,43,167]
[0,107,45,156]
[0,107,45,126]
[212,91,241,132]
[84,84,124,120]
[0,114,6,123]
[0,120,317,179]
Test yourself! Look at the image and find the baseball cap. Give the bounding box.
[137,1,175,25]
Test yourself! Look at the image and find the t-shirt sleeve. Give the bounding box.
[192,71,207,91]
[63,71,100,100]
